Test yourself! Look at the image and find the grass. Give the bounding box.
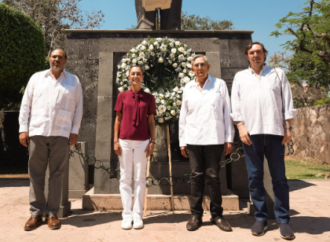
[285,158,330,179]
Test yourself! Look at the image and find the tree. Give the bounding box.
[181,11,233,30]
[0,3,45,110]
[129,11,234,30]
[271,0,330,87]
[3,0,104,55]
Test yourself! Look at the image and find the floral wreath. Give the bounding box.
[116,37,196,125]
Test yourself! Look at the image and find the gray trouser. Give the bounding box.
[135,0,182,30]
[28,136,69,216]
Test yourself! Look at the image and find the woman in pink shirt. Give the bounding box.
[114,66,156,230]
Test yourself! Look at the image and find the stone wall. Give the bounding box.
[291,104,330,165]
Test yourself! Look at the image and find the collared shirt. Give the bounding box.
[114,89,156,140]
[179,75,235,146]
[230,65,297,136]
[19,69,83,138]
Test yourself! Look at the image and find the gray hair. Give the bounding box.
[192,55,209,65]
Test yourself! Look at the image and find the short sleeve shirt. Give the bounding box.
[114,89,156,140]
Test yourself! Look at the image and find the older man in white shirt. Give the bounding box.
[179,55,235,232]
[19,49,83,231]
[231,42,297,240]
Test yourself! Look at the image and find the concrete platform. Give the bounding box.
[82,188,239,211]
[1,178,330,242]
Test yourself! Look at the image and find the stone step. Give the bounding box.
[82,187,239,211]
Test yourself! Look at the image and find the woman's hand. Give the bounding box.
[224,143,233,155]
[145,142,154,158]
[114,141,122,156]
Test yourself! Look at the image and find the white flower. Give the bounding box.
[159,93,164,98]
[170,42,174,47]
[176,94,180,98]
[187,49,192,53]
[176,100,182,105]
[158,105,166,113]
[178,73,184,78]
[154,41,159,46]
[126,71,129,76]
[178,54,184,60]
[151,52,155,56]
[138,61,143,65]
[156,38,162,42]
[140,45,146,50]
[144,88,150,93]
[173,86,179,92]
[171,48,177,54]
[117,72,121,77]
[177,110,180,114]
[182,62,187,67]
[131,48,137,53]
[158,118,164,123]
[131,54,136,58]
[165,92,170,98]
[175,41,180,46]
[120,81,123,85]
[172,63,178,68]
[121,63,127,69]
[187,56,193,61]
[161,100,165,104]
[160,45,167,52]
[142,40,148,45]
[183,69,187,73]
[178,47,185,53]
[145,65,150,70]
[171,92,176,96]
[132,59,137,64]
[118,87,124,92]
[189,71,195,77]
[158,57,164,63]
[156,98,160,103]
[165,116,172,120]
[170,110,176,116]
[167,106,171,110]
[139,52,145,58]
[170,53,175,58]
[168,60,172,64]
[124,84,127,88]
[187,63,192,68]
[122,59,128,63]
[149,45,154,51]
[184,76,190,83]
[116,78,120,84]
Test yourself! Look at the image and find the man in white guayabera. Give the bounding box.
[19,49,83,231]
[231,42,297,240]
[179,54,235,232]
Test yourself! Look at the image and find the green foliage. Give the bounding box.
[314,97,330,106]
[181,12,233,30]
[0,3,45,110]
[270,0,330,87]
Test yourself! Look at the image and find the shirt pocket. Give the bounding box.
[55,109,72,128]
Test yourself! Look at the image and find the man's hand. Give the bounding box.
[180,146,188,158]
[114,141,122,156]
[144,142,154,158]
[19,132,30,147]
[224,143,233,155]
[69,133,78,146]
[282,128,292,145]
[238,125,252,146]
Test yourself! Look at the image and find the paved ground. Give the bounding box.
[0,179,330,242]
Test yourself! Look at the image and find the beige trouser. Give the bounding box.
[28,136,69,216]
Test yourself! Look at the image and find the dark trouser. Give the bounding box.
[135,0,182,30]
[28,136,69,216]
[187,144,224,218]
[243,134,290,224]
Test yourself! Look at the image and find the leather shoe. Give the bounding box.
[211,216,232,232]
[46,214,61,230]
[24,215,43,231]
[186,215,202,231]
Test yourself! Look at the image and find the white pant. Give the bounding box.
[119,139,149,219]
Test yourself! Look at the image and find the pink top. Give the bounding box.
[114,89,156,140]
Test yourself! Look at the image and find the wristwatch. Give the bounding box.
[283,125,293,131]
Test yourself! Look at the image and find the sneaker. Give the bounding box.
[121,218,133,230]
[279,223,295,240]
[251,220,268,236]
[133,217,144,229]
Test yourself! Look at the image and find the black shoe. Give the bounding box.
[210,216,232,232]
[279,223,295,240]
[186,215,202,231]
[251,220,268,236]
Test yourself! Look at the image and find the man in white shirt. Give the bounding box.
[231,42,297,240]
[19,49,83,231]
[179,55,235,232]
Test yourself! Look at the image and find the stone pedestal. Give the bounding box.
[69,142,89,198]
[64,30,253,207]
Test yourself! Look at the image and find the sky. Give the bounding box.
[78,0,307,58]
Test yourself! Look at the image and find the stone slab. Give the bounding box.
[83,187,239,211]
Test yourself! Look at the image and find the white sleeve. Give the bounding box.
[19,75,35,133]
[70,77,83,134]
[179,87,188,147]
